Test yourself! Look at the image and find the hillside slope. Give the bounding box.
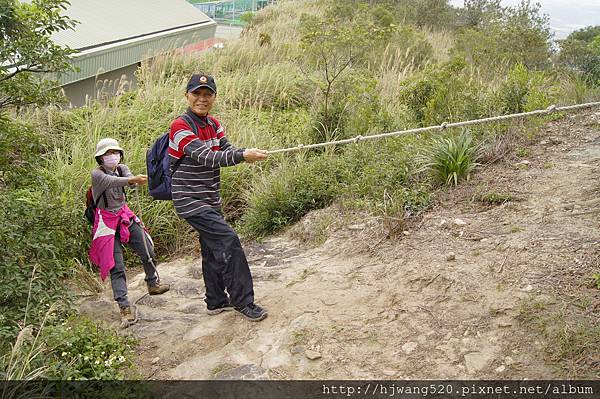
[79,110,600,379]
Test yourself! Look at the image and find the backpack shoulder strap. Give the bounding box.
[94,166,126,208]
[171,114,198,174]
[91,188,108,208]
[116,165,127,200]
[92,166,108,207]
[206,115,218,132]
[100,191,108,208]
[180,114,198,136]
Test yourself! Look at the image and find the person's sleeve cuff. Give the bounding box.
[234,149,246,163]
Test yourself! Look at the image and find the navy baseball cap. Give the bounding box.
[186,74,217,93]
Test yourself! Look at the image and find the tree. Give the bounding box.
[568,25,600,44]
[411,0,458,30]
[0,0,77,112]
[299,3,395,141]
[452,0,552,70]
[557,26,600,85]
[458,0,502,28]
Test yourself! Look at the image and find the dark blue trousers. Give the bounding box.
[185,207,254,309]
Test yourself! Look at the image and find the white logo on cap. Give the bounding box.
[200,76,208,83]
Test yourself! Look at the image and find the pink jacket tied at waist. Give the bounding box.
[88,204,137,281]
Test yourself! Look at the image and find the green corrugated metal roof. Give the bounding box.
[51,0,216,85]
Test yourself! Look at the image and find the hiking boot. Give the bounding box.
[207,302,235,315]
[147,281,170,295]
[119,306,135,322]
[235,303,267,322]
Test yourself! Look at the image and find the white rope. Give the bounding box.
[266,102,600,155]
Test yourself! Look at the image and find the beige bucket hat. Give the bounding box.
[94,138,124,158]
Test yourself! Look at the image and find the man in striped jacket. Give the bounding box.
[169,74,269,321]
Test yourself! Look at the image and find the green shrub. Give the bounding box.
[309,69,388,143]
[398,68,439,125]
[419,130,481,186]
[2,319,141,395]
[340,139,410,198]
[0,118,47,188]
[497,63,531,114]
[339,137,432,216]
[387,0,458,30]
[556,71,600,104]
[0,188,84,350]
[398,58,489,126]
[240,154,342,237]
[42,318,136,379]
[422,73,488,125]
[220,109,314,218]
[344,76,391,136]
[496,63,556,114]
[369,25,434,73]
[240,11,255,26]
[557,27,600,85]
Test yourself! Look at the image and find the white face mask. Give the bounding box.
[102,153,120,168]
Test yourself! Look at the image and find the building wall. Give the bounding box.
[60,64,139,107]
[59,23,216,86]
[61,34,220,107]
[58,23,217,107]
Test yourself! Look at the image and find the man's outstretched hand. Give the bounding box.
[243,149,268,163]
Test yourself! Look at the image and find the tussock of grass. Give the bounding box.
[476,191,513,205]
[419,130,481,186]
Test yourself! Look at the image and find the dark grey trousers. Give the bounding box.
[111,221,158,307]
[185,207,254,309]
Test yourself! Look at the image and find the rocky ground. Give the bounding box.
[79,110,600,380]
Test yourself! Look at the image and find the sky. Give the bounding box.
[448,0,600,39]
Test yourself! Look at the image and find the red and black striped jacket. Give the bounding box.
[168,109,245,218]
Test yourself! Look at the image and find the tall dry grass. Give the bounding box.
[425,29,454,63]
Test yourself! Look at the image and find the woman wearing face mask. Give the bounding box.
[89,138,170,324]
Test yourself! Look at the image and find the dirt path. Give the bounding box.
[79,111,600,379]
